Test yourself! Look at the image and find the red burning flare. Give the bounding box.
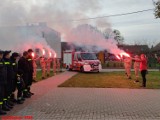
[116,55,121,60]
[31,52,35,58]
[116,52,130,59]
[49,52,52,57]
[54,53,57,58]
[42,49,45,55]
[120,52,130,57]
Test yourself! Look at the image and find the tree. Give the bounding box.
[113,29,124,45]
[155,0,160,18]
[103,29,124,45]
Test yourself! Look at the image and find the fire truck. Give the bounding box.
[63,51,102,72]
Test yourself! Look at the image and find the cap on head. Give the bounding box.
[3,50,11,57]
[141,54,145,58]
[0,50,4,54]
[28,49,33,53]
[12,52,19,57]
[23,51,28,56]
[135,55,139,58]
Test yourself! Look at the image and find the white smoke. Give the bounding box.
[0,0,124,56]
[65,24,124,55]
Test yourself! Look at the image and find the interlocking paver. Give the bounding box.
[1,70,160,120]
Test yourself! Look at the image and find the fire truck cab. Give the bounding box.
[63,51,102,72]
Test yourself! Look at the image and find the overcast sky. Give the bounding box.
[1,0,160,47]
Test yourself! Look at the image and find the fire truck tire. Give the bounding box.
[80,66,84,73]
[69,68,72,71]
[66,65,72,71]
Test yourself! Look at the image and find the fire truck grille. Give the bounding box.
[90,63,99,69]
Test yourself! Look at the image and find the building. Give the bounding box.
[118,44,150,55]
[0,22,61,58]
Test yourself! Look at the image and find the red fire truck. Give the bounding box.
[63,51,102,72]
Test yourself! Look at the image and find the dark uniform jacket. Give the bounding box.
[18,57,30,84]
[0,59,7,85]
[27,55,33,73]
[18,57,30,75]
[10,57,18,79]
[3,58,14,84]
[27,55,33,85]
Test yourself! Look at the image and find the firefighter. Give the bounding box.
[33,58,37,81]
[134,55,140,82]
[0,50,7,115]
[3,51,14,109]
[53,58,56,74]
[16,70,25,104]
[27,49,34,96]
[10,52,20,102]
[46,58,52,76]
[18,51,31,98]
[57,59,61,72]
[40,56,46,79]
[123,56,132,79]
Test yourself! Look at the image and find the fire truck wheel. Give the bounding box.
[66,65,69,70]
[80,66,84,73]
[69,68,72,71]
[66,65,72,71]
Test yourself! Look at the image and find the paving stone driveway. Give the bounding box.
[2,71,160,120]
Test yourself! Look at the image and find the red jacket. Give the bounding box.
[135,58,147,71]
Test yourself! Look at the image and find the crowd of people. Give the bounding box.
[123,54,148,88]
[0,49,34,115]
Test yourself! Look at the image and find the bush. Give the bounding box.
[102,61,124,68]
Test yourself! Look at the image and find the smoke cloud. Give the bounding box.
[66,24,124,55]
[0,0,124,56]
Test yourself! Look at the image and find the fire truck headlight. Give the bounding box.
[84,62,89,65]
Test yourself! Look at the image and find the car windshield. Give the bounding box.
[81,53,97,60]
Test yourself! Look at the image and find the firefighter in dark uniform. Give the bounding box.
[27,49,34,95]
[3,51,14,109]
[0,50,7,115]
[16,70,25,104]
[18,51,30,98]
[10,52,20,102]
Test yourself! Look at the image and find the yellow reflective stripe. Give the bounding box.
[4,62,10,65]
[17,82,21,84]
[0,62,3,64]
[28,59,32,61]
[3,98,7,101]
[24,89,28,92]
[17,97,21,100]
[17,74,20,77]
[12,63,16,65]
[0,102,3,105]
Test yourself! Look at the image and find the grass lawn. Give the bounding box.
[36,70,55,81]
[58,71,160,89]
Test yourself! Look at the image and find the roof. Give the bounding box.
[118,44,150,54]
[152,42,160,51]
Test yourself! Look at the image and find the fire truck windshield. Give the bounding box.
[81,53,97,60]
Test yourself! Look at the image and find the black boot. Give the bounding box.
[6,101,13,109]
[21,97,25,101]
[29,91,34,95]
[7,100,14,106]
[17,100,24,104]
[23,92,31,98]
[0,105,6,115]
[2,102,10,111]
[10,94,17,103]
